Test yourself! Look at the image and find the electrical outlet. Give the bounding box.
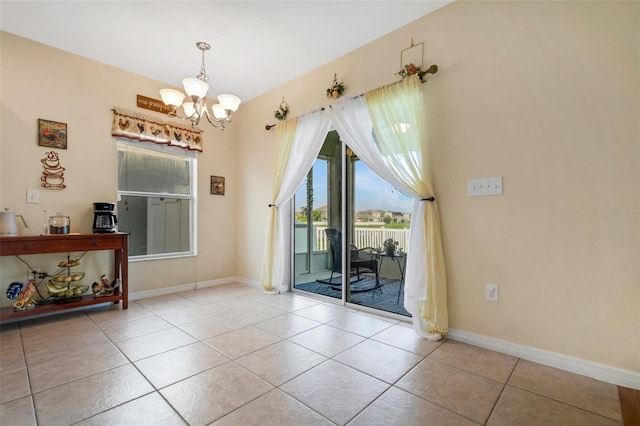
[237,248,243,257]
[485,283,499,302]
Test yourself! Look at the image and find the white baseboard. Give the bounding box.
[129,282,196,301]
[447,328,640,390]
[232,277,262,288]
[129,276,249,301]
[195,277,251,289]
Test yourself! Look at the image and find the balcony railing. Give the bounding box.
[295,223,410,254]
[314,226,409,252]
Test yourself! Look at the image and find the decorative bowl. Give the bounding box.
[47,281,89,298]
[52,272,85,283]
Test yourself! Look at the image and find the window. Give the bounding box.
[117,142,196,259]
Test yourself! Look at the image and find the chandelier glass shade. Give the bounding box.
[159,42,241,130]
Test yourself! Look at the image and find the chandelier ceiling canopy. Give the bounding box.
[160,42,241,130]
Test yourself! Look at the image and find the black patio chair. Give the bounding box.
[320,229,380,294]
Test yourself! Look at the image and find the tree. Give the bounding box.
[306,169,313,222]
[298,207,309,222]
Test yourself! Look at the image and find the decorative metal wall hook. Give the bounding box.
[397,38,438,82]
[326,73,345,99]
[400,38,424,70]
[274,97,289,121]
[266,96,290,130]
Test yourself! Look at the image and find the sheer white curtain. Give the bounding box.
[261,111,331,293]
[330,80,447,340]
[367,76,448,338]
[329,96,412,195]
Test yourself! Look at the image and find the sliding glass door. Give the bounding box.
[293,132,342,300]
[293,131,412,317]
[346,158,412,316]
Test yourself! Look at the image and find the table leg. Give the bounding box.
[121,238,128,309]
[397,257,406,304]
[373,256,385,299]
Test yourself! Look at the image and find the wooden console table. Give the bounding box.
[0,233,129,323]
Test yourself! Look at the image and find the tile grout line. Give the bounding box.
[337,329,423,425]
[14,296,337,425]
[483,356,522,425]
[197,294,339,425]
[271,317,429,425]
[222,296,403,424]
[94,293,333,425]
[37,306,188,424]
[86,305,193,425]
[227,359,337,425]
[195,293,416,425]
[505,380,625,423]
[491,357,624,424]
[17,320,40,426]
[17,311,156,423]
[388,340,487,425]
[10,288,624,425]
[9,291,395,425]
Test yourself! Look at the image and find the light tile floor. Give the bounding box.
[0,283,624,425]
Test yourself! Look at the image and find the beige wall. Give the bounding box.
[1,32,238,301]
[1,1,638,373]
[236,1,639,372]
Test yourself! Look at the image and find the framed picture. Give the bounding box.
[38,119,67,149]
[210,176,225,195]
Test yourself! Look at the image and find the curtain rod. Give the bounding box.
[265,104,327,131]
[265,65,437,131]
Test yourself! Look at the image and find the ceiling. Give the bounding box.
[0,1,451,103]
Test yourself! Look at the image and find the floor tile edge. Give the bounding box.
[447,328,640,390]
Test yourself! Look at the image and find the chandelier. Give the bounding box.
[159,42,241,130]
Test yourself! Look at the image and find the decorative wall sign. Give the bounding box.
[38,119,67,149]
[136,94,173,114]
[210,176,225,195]
[41,151,66,190]
[111,107,203,152]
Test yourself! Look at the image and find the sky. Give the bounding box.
[294,160,413,213]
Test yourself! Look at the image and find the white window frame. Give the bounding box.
[117,140,198,261]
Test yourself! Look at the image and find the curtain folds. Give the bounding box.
[366,76,448,337]
[111,107,203,152]
[261,118,298,293]
[260,111,331,293]
[262,77,448,340]
[328,96,414,199]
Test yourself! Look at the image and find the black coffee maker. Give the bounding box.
[92,202,117,233]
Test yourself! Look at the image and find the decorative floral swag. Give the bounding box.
[111,107,203,152]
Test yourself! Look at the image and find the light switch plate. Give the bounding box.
[468,177,503,196]
[26,189,40,204]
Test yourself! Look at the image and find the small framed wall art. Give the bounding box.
[38,119,67,149]
[210,176,225,195]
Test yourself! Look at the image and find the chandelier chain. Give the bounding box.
[198,47,209,82]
